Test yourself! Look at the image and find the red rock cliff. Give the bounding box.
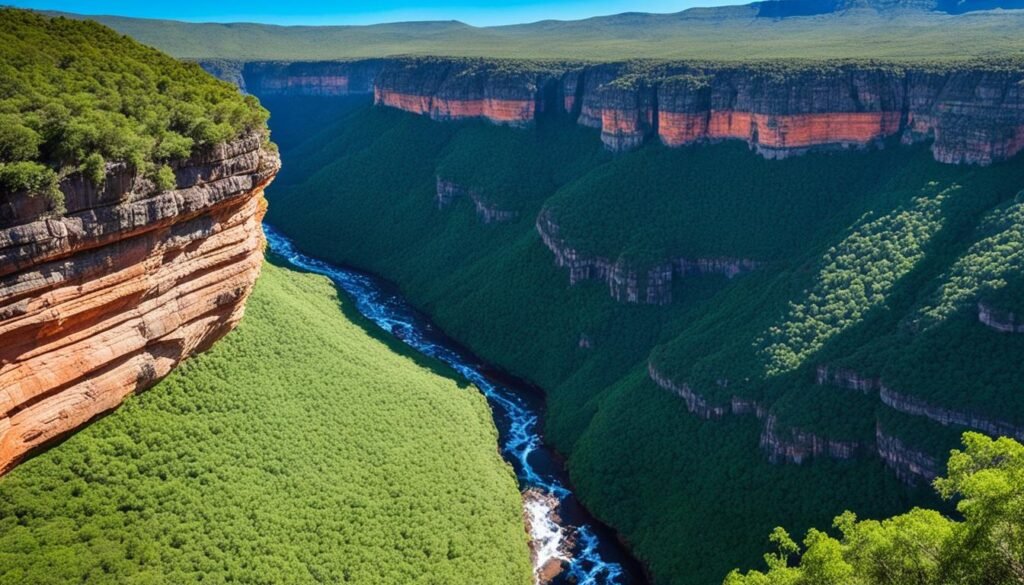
[0,134,280,474]
[335,59,1024,165]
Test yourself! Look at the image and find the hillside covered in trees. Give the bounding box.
[0,263,532,585]
[0,9,269,207]
[264,97,1024,585]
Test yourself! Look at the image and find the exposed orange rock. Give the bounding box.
[660,111,903,149]
[0,134,279,475]
[374,89,534,124]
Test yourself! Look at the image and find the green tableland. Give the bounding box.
[49,6,1024,62]
[0,9,269,208]
[0,262,532,585]
[264,97,1024,585]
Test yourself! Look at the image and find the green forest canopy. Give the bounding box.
[0,9,269,207]
[725,433,1024,585]
[0,262,532,585]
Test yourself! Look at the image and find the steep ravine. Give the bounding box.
[266,226,648,585]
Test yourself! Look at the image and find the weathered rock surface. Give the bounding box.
[874,422,940,485]
[879,383,1024,442]
[239,60,384,96]
[648,362,863,465]
[760,414,862,464]
[215,58,1024,164]
[436,177,518,223]
[978,300,1024,333]
[0,134,280,474]
[537,210,757,304]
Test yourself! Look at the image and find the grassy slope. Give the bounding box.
[264,99,1024,585]
[54,8,1024,61]
[0,262,532,585]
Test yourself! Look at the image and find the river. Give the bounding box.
[265,225,647,585]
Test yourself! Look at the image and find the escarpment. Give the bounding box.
[978,301,1024,333]
[654,355,1023,483]
[344,59,1024,164]
[436,177,517,223]
[537,210,758,304]
[0,134,280,474]
[216,58,1024,164]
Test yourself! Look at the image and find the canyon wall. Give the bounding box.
[234,58,1022,165]
[537,210,758,304]
[0,134,280,474]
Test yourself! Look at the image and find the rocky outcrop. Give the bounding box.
[874,422,940,485]
[436,177,517,223]
[978,301,1024,333]
[372,59,562,127]
[649,362,863,464]
[0,133,280,475]
[879,383,1024,442]
[213,58,1024,164]
[362,58,1024,165]
[760,414,862,464]
[815,364,882,392]
[239,60,384,96]
[537,210,758,304]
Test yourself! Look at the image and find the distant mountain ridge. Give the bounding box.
[42,0,1024,61]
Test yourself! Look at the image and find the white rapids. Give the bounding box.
[266,224,629,585]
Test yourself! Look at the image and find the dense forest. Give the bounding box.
[0,9,268,208]
[726,433,1024,585]
[264,96,1024,585]
[0,263,532,585]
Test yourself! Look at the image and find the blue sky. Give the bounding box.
[9,0,740,26]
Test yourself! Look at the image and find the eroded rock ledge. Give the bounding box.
[206,58,1024,165]
[0,134,280,474]
[978,301,1024,333]
[537,210,757,304]
[648,362,862,464]
[436,177,518,224]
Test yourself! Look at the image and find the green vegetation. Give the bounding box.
[55,7,1024,61]
[0,9,268,207]
[725,433,1024,585]
[264,98,1024,585]
[0,262,532,585]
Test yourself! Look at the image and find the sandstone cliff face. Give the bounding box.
[217,58,1024,164]
[874,422,940,485]
[537,210,758,304]
[372,59,562,127]
[0,134,280,474]
[648,362,863,465]
[357,59,1024,165]
[978,301,1024,333]
[240,60,384,97]
[436,177,518,223]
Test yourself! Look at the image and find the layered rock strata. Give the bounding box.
[356,59,1024,164]
[372,59,562,127]
[436,177,517,223]
[874,422,940,485]
[537,210,757,304]
[648,362,861,465]
[978,301,1024,333]
[0,134,280,474]
[239,60,384,97]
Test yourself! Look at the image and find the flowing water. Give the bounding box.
[265,225,647,585]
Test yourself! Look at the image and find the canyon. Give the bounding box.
[210,58,1024,166]
[0,134,280,474]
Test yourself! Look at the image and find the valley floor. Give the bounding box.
[0,262,532,585]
